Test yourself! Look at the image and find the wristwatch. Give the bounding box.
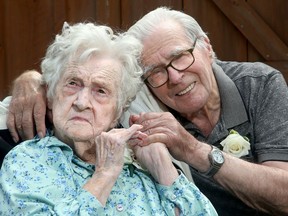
[200,146,225,178]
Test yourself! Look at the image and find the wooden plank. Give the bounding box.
[53,0,67,34]
[249,0,288,46]
[96,0,121,30]
[212,0,288,61]
[184,0,247,61]
[121,0,182,31]
[247,0,288,63]
[0,0,6,100]
[30,0,55,72]
[65,0,96,23]
[5,0,34,88]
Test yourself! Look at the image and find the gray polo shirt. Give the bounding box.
[177,60,288,216]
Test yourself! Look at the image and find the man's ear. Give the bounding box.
[203,37,214,63]
[203,37,213,53]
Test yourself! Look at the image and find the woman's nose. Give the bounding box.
[73,88,92,110]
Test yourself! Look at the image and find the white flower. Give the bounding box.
[124,147,134,164]
[123,147,143,170]
[220,130,250,158]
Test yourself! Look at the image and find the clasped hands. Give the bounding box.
[95,122,179,186]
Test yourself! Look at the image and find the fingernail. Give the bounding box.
[38,132,44,139]
[12,137,18,143]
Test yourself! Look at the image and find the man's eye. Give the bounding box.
[151,69,165,77]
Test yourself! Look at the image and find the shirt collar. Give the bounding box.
[213,61,248,128]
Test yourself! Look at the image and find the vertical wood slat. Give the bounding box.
[96,0,121,30]
[184,0,247,62]
[212,0,288,61]
[65,0,96,23]
[248,0,288,45]
[3,0,56,96]
[4,0,35,98]
[121,0,182,31]
[0,0,5,99]
[246,0,288,63]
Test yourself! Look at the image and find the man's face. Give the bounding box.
[141,21,215,116]
[50,56,121,144]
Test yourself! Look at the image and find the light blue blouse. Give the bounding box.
[0,135,217,215]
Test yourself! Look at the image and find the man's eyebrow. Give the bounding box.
[169,47,187,57]
[143,47,188,73]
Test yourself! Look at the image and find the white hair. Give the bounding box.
[41,22,143,119]
[127,7,216,59]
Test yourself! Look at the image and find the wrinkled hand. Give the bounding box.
[130,142,178,185]
[94,124,143,175]
[7,70,47,142]
[129,112,198,163]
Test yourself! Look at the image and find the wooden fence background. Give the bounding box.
[0,0,287,100]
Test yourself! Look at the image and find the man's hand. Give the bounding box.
[129,112,199,163]
[7,70,47,142]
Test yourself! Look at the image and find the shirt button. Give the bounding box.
[116,204,124,212]
[170,194,177,201]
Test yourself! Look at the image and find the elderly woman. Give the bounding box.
[0,22,217,215]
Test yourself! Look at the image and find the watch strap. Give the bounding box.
[199,146,224,178]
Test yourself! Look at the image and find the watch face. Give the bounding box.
[212,151,224,163]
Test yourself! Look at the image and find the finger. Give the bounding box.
[109,124,143,145]
[13,104,26,141]
[136,112,171,130]
[122,124,143,140]
[33,99,47,138]
[6,110,19,143]
[21,106,35,140]
[141,133,167,146]
[127,134,145,147]
[129,114,140,125]
[130,131,147,140]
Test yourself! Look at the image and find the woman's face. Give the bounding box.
[49,55,121,144]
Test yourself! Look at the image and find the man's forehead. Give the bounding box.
[141,37,190,70]
[141,22,190,58]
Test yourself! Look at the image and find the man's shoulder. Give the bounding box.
[216,60,280,82]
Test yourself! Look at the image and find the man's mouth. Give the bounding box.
[177,82,196,96]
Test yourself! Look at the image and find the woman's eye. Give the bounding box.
[67,80,82,88]
[97,88,106,94]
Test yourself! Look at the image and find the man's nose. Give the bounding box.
[167,67,183,84]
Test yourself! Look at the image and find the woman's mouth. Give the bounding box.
[177,82,196,96]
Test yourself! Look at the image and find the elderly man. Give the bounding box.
[2,7,288,216]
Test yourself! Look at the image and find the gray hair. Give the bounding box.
[127,7,216,60]
[41,22,143,120]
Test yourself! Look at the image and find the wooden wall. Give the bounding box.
[0,0,287,100]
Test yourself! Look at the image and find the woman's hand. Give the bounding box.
[94,124,143,175]
[130,142,179,186]
[83,124,143,205]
